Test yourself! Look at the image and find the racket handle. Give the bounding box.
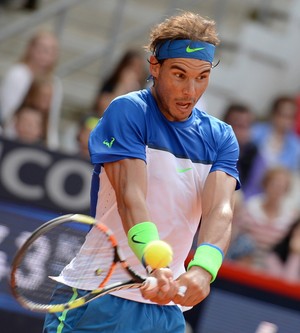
[143,278,187,297]
[177,285,187,297]
[143,276,157,290]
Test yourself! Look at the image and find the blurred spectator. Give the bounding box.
[248,95,300,198]
[92,49,148,117]
[76,115,98,159]
[265,216,300,283]
[3,76,61,149]
[253,96,299,167]
[24,76,61,149]
[14,105,46,145]
[0,30,62,149]
[229,167,298,271]
[223,103,261,198]
[60,114,98,158]
[226,192,256,268]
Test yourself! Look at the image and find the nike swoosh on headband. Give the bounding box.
[186,45,205,53]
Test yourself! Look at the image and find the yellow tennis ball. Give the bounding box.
[143,240,173,269]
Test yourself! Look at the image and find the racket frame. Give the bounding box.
[10,214,148,313]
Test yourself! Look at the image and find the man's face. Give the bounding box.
[150,56,211,121]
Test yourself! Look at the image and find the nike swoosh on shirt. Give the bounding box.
[176,167,193,173]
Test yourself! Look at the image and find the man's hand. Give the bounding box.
[172,266,211,307]
[140,268,178,305]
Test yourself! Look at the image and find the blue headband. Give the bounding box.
[155,39,215,64]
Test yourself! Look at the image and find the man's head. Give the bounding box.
[145,11,220,55]
[146,12,220,122]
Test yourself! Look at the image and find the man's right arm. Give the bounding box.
[104,158,179,303]
[104,158,150,232]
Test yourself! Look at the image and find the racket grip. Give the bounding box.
[143,276,157,290]
[143,278,187,297]
[178,285,187,297]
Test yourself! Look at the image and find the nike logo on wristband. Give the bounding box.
[131,234,146,244]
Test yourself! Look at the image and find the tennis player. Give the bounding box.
[43,11,240,333]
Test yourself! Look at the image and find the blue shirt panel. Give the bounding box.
[89,89,240,185]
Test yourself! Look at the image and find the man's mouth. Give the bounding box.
[176,102,192,110]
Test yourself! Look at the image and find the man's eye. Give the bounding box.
[197,75,208,80]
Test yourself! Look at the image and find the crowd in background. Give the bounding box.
[0,30,62,150]
[1,29,300,284]
[224,95,300,283]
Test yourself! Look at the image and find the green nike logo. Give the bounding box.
[103,137,115,148]
[177,167,193,173]
[186,45,205,53]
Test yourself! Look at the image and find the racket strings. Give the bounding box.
[66,225,116,285]
[13,220,115,306]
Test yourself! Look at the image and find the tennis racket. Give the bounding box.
[11,214,182,313]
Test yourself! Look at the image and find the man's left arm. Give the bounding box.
[173,170,237,307]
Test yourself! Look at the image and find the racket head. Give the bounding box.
[10,214,121,313]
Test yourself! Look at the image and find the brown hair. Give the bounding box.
[20,77,53,138]
[23,77,53,111]
[145,11,220,54]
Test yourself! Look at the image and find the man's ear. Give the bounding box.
[149,55,160,79]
